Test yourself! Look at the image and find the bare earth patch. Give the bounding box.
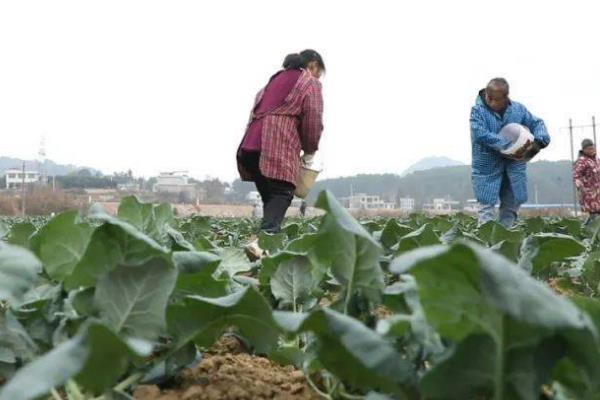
[133,336,319,400]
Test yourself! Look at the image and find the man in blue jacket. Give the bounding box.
[470,78,551,227]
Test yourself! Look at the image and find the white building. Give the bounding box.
[345,193,395,210]
[153,171,197,202]
[117,182,140,192]
[154,172,195,193]
[399,197,415,212]
[5,169,40,189]
[246,191,262,204]
[429,198,461,212]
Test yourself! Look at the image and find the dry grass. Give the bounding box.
[0,187,84,216]
[0,193,19,215]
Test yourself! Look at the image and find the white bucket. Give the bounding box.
[295,166,320,199]
[499,123,534,157]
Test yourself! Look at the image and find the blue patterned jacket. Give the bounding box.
[470,91,550,205]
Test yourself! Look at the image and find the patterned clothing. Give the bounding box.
[470,90,550,205]
[241,69,303,151]
[237,69,323,186]
[574,154,600,213]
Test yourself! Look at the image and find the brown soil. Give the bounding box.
[133,336,319,400]
[374,305,394,320]
[547,277,582,297]
[96,202,323,218]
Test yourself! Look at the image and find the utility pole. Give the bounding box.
[593,116,597,145]
[569,119,578,215]
[21,162,26,216]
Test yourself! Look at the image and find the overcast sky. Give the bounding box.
[1,1,600,181]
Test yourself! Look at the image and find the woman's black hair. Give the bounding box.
[282,49,326,72]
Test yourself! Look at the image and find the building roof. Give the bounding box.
[5,169,39,174]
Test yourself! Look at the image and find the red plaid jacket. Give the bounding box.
[237,69,323,185]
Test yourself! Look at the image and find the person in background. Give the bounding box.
[237,50,325,257]
[574,139,600,225]
[470,77,551,228]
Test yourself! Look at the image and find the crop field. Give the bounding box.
[2,191,600,400]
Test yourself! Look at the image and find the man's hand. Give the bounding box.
[512,139,533,160]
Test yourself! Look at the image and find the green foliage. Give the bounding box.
[275,308,415,396]
[167,288,280,354]
[30,210,94,282]
[391,243,600,400]
[0,244,42,303]
[314,191,385,314]
[3,191,600,399]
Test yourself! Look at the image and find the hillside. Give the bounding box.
[0,156,102,176]
[401,156,465,176]
[306,160,575,206]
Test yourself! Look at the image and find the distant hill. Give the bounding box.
[305,160,576,207]
[401,156,465,176]
[0,157,102,177]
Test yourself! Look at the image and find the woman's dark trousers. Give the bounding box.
[240,151,294,233]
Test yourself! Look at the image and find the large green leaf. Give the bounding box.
[29,210,94,282]
[271,255,317,309]
[419,334,496,398]
[519,233,585,275]
[0,243,42,303]
[440,224,484,245]
[286,232,322,269]
[582,251,600,293]
[555,218,583,238]
[0,323,151,399]
[525,217,547,234]
[178,215,212,242]
[10,282,62,349]
[76,324,152,393]
[282,222,302,240]
[562,297,600,398]
[427,216,454,234]
[65,209,169,290]
[258,231,286,252]
[259,250,306,286]
[274,308,415,396]
[390,242,600,400]
[117,196,175,244]
[0,311,38,365]
[395,224,440,254]
[0,221,8,239]
[94,258,177,340]
[477,220,524,245]
[167,287,279,354]
[0,328,87,400]
[172,251,227,298]
[166,226,196,251]
[216,248,252,277]
[379,219,413,249]
[490,240,521,262]
[377,276,444,357]
[314,191,384,312]
[5,222,36,248]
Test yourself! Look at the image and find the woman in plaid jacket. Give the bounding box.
[574,139,600,224]
[237,50,324,237]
